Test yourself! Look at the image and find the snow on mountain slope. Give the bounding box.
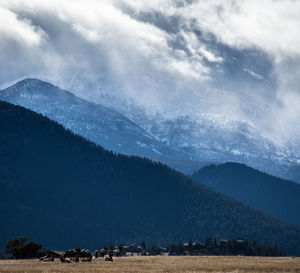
[146,115,300,178]
[93,96,300,182]
[2,78,299,181]
[0,79,194,169]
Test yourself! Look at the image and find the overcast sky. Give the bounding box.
[1,0,300,145]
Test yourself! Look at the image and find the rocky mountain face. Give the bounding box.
[145,115,300,181]
[96,98,300,182]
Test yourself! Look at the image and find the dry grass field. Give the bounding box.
[0,256,300,273]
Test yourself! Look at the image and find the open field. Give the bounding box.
[0,256,300,273]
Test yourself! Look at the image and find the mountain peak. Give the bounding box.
[1,78,77,100]
[0,79,190,165]
[9,78,58,90]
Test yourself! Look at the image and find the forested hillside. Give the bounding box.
[1,101,300,255]
[192,163,300,225]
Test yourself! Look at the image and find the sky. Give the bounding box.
[1,0,300,146]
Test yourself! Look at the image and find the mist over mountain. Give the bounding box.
[1,0,300,261]
[1,1,300,183]
[0,78,206,174]
[1,78,299,181]
[1,0,300,155]
[107,104,300,181]
[192,163,300,226]
[1,100,300,255]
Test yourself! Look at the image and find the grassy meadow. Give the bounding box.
[0,256,299,273]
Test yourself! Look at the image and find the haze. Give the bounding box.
[1,0,300,147]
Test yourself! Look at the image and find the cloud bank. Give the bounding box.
[1,0,300,145]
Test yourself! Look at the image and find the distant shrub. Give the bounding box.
[5,237,43,259]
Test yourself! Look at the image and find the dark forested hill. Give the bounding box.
[192,162,300,226]
[1,100,300,255]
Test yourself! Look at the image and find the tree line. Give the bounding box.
[1,236,286,259]
[163,237,286,256]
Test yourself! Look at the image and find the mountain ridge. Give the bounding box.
[192,162,300,226]
[3,78,299,181]
[95,94,300,182]
[0,78,205,174]
[1,100,300,255]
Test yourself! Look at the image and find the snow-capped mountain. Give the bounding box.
[147,115,300,178]
[0,78,200,172]
[1,78,299,182]
[92,95,300,182]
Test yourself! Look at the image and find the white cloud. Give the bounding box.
[120,0,300,145]
[138,0,300,58]
[0,0,300,146]
[0,6,43,46]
